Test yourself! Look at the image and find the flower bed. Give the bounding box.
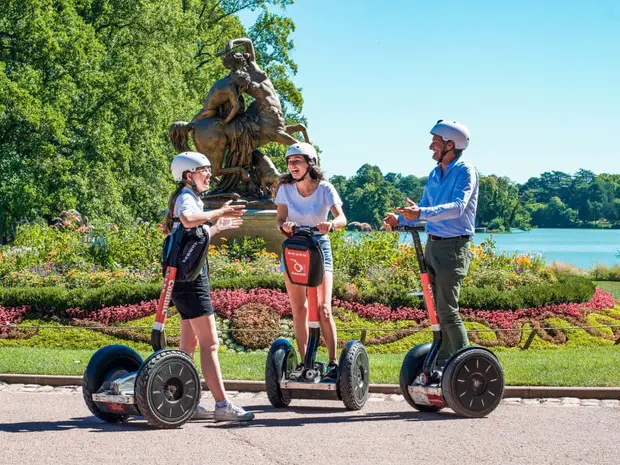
[67,300,158,325]
[0,305,29,337]
[1,286,615,352]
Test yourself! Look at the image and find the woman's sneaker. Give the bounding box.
[324,362,339,380]
[192,404,214,420]
[214,401,255,422]
[290,363,305,380]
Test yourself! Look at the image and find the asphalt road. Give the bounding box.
[1,384,618,465]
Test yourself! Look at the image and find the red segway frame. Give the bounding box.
[152,226,184,351]
[394,223,441,378]
[394,223,445,407]
[281,226,327,373]
[395,223,505,415]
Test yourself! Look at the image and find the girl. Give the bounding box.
[164,151,254,421]
[275,142,347,380]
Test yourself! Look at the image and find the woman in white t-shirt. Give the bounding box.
[275,142,347,380]
[162,151,254,422]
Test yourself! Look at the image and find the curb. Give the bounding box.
[1,374,619,399]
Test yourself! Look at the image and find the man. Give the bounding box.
[383,120,479,367]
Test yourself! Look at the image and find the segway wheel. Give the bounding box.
[399,344,443,413]
[442,347,504,418]
[265,338,298,408]
[82,345,143,423]
[338,341,370,410]
[134,350,201,428]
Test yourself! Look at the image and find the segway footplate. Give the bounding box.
[407,384,446,408]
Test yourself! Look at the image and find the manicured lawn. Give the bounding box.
[595,281,620,300]
[2,346,619,387]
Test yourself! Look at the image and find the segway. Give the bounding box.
[396,224,504,418]
[82,226,202,428]
[265,226,370,410]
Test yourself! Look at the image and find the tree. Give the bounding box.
[530,196,578,228]
[0,0,302,242]
[332,165,403,228]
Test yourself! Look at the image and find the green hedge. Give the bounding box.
[211,274,285,291]
[0,274,595,313]
[0,283,162,313]
[460,274,595,310]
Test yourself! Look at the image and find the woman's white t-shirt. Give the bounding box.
[172,187,204,231]
[171,187,209,277]
[275,181,343,226]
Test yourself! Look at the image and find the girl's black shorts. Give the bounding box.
[171,271,214,320]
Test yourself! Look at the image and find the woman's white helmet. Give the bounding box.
[285,142,318,165]
[171,151,211,182]
[430,120,470,150]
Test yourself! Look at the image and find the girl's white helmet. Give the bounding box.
[285,142,318,165]
[430,120,470,150]
[171,151,211,181]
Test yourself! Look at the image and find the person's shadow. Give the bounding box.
[200,404,465,429]
[0,406,468,433]
[0,416,153,433]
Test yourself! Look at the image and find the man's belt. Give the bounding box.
[428,234,471,241]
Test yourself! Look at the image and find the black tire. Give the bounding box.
[442,347,504,418]
[265,338,297,408]
[134,350,200,428]
[338,341,370,410]
[399,343,443,413]
[82,345,143,423]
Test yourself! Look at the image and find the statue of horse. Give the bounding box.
[169,39,310,195]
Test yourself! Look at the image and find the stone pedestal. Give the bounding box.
[208,209,283,253]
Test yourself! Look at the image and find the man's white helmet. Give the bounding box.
[171,151,211,182]
[430,120,470,150]
[285,142,318,165]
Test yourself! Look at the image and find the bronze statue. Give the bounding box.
[169,37,309,206]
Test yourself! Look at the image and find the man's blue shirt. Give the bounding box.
[400,157,479,237]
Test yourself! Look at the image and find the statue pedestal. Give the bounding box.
[208,209,282,253]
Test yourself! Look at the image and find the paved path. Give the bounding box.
[1,383,619,465]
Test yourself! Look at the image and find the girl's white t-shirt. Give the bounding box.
[275,181,343,226]
[172,187,204,231]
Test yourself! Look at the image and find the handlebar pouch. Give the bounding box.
[282,229,325,287]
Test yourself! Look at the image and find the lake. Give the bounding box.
[401,228,620,269]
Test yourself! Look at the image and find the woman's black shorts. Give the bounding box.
[171,271,214,320]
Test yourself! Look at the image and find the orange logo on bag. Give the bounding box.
[284,248,310,284]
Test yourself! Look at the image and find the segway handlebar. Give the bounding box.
[393,222,427,232]
[280,225,334,236]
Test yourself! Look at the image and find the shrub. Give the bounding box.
[230,303,280,349]
[0,305,29,337]
[0,219,162,276]
[0,283,162,314]
[224,236,268,261]
[548,261,588,277]
[211,288,291,319]
[211,274,285,290]
[590,264,620,281]
[0,268,161,288]
[67,300,158,325]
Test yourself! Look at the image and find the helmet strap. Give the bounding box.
[437,141,454,164]
[295,168,310,183]
[292,156,315,183]
[185,173,205,195]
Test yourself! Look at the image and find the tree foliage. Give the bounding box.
[330,166,619,230]
[0,0,301,242]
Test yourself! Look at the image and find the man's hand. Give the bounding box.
[382,212,399,231]
[218,200,245,218]
[395,197,421,221]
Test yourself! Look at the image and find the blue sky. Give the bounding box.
[240,0,620,183]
